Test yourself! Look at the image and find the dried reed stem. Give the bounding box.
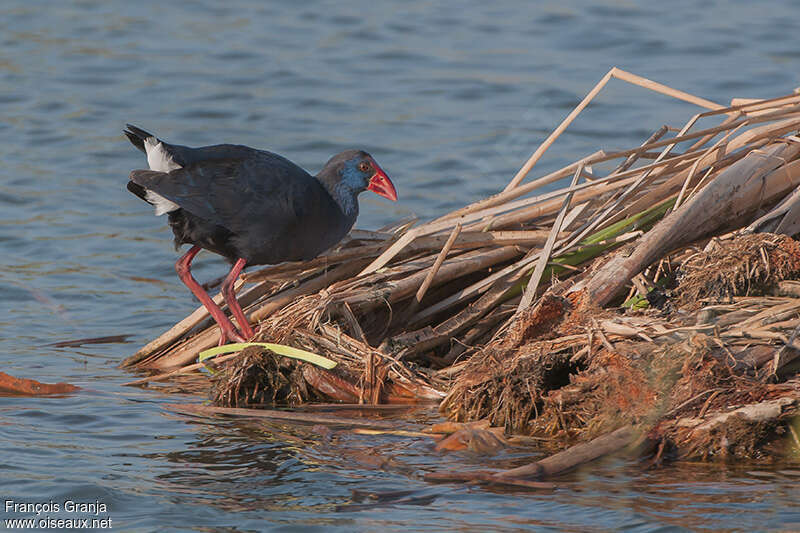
[518,164,582,311]
[409,223,462,316]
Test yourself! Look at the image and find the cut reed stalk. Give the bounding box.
[407,224,462,317]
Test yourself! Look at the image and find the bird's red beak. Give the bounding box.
[367,164,398,202]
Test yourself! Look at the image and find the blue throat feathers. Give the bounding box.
[331,164,364,218]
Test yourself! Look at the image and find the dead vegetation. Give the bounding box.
[675,234,800,308]
[209,346,313,407]
[123,68,800,475]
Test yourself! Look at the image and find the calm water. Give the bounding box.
[1,1,799,530]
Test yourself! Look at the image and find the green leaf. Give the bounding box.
[507,197,676,301]
[198,343,337,369]
[580,197,676,245]
[622,293,651,309]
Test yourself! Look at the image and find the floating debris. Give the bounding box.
[0,372,79,396]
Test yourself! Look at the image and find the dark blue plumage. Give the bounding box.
[124,124,397,343]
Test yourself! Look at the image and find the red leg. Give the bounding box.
[220,257,255,339]
[175,245,245,344]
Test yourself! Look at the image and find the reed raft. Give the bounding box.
[123,68,800,463]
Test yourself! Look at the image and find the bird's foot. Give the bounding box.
[217,327,247,346]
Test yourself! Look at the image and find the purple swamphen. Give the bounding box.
[124,125,397,344]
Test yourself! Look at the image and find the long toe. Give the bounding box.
[217,325,246,346]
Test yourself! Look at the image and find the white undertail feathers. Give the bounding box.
[143,137,181,216]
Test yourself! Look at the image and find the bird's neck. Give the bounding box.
[316,174,360,220]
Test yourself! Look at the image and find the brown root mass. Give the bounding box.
[438,232,800,459]
[210,346,314,407]
[676,234,800,308]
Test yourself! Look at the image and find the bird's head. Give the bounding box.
[321,150,398,203]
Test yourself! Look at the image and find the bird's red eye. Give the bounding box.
[358,161,371,172]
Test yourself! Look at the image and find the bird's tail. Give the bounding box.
[123,124,157,154]
[126,180,149,202]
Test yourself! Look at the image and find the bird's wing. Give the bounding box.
[129,153,331,234]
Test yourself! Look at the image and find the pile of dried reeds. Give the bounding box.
[123,68,800,462]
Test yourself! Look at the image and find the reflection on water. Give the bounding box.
[106,412,800,531]
[1,0,799,530]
